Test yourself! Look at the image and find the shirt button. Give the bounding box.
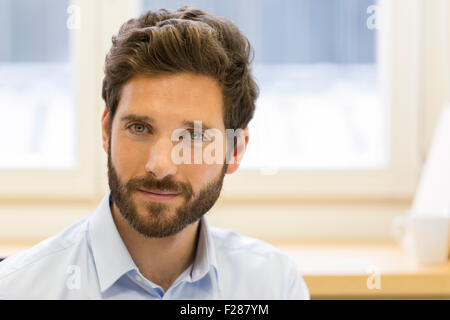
[135,275,143,282]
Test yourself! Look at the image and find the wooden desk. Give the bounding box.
[277,242,450,299]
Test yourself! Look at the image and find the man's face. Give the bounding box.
[102,73,235,238]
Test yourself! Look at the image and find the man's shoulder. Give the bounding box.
[209,225,297,268]
[209,226,309,299]
[0,215,90,285]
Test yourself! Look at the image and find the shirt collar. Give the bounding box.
[191,212,222,293]
[88,191,137,292]
[88,190,222,293]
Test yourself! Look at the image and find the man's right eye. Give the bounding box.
[128,123,150,135]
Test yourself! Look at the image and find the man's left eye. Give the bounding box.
[190,131,204,140]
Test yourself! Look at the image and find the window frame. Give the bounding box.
[217,0,423,201]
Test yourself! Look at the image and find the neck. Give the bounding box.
[110,201,200,291]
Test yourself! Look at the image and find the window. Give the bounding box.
[0,0,76,169]
[0,0,98,199]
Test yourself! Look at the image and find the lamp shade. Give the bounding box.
[411,105,450,216]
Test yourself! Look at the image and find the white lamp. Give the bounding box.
[411,105,450,216]
[398,105,450,264]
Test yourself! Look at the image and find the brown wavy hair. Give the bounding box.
[102,6,259,134]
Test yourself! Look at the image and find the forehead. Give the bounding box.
[115,73,224,129]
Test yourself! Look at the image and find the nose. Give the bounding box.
[145,137,178,180]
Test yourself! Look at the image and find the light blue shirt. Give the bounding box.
[0,191,310,299]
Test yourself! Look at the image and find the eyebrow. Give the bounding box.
[120,114,215,130]
[120,114,154,124]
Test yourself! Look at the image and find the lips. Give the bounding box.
[138,188,181,203]
[139,188,180,196]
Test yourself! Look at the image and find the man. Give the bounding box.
[0,6,309,299]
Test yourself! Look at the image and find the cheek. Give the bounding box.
[111,134,146,176]
[182,162,224,189]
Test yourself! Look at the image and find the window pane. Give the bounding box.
[0,0,76,169]
[141,0,385,170]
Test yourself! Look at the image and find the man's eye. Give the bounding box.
[129,123,148,134]
[189,130,204,141]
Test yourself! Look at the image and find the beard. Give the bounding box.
[107,139,228,238]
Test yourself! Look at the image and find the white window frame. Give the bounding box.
[220,0,423,201]
[0,0,425,203]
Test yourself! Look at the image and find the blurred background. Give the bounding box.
[0,0,449,299]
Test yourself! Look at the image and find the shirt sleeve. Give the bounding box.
[284,257,310,300]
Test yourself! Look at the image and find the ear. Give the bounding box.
[226,127,249,174]
[101,108,110,153]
